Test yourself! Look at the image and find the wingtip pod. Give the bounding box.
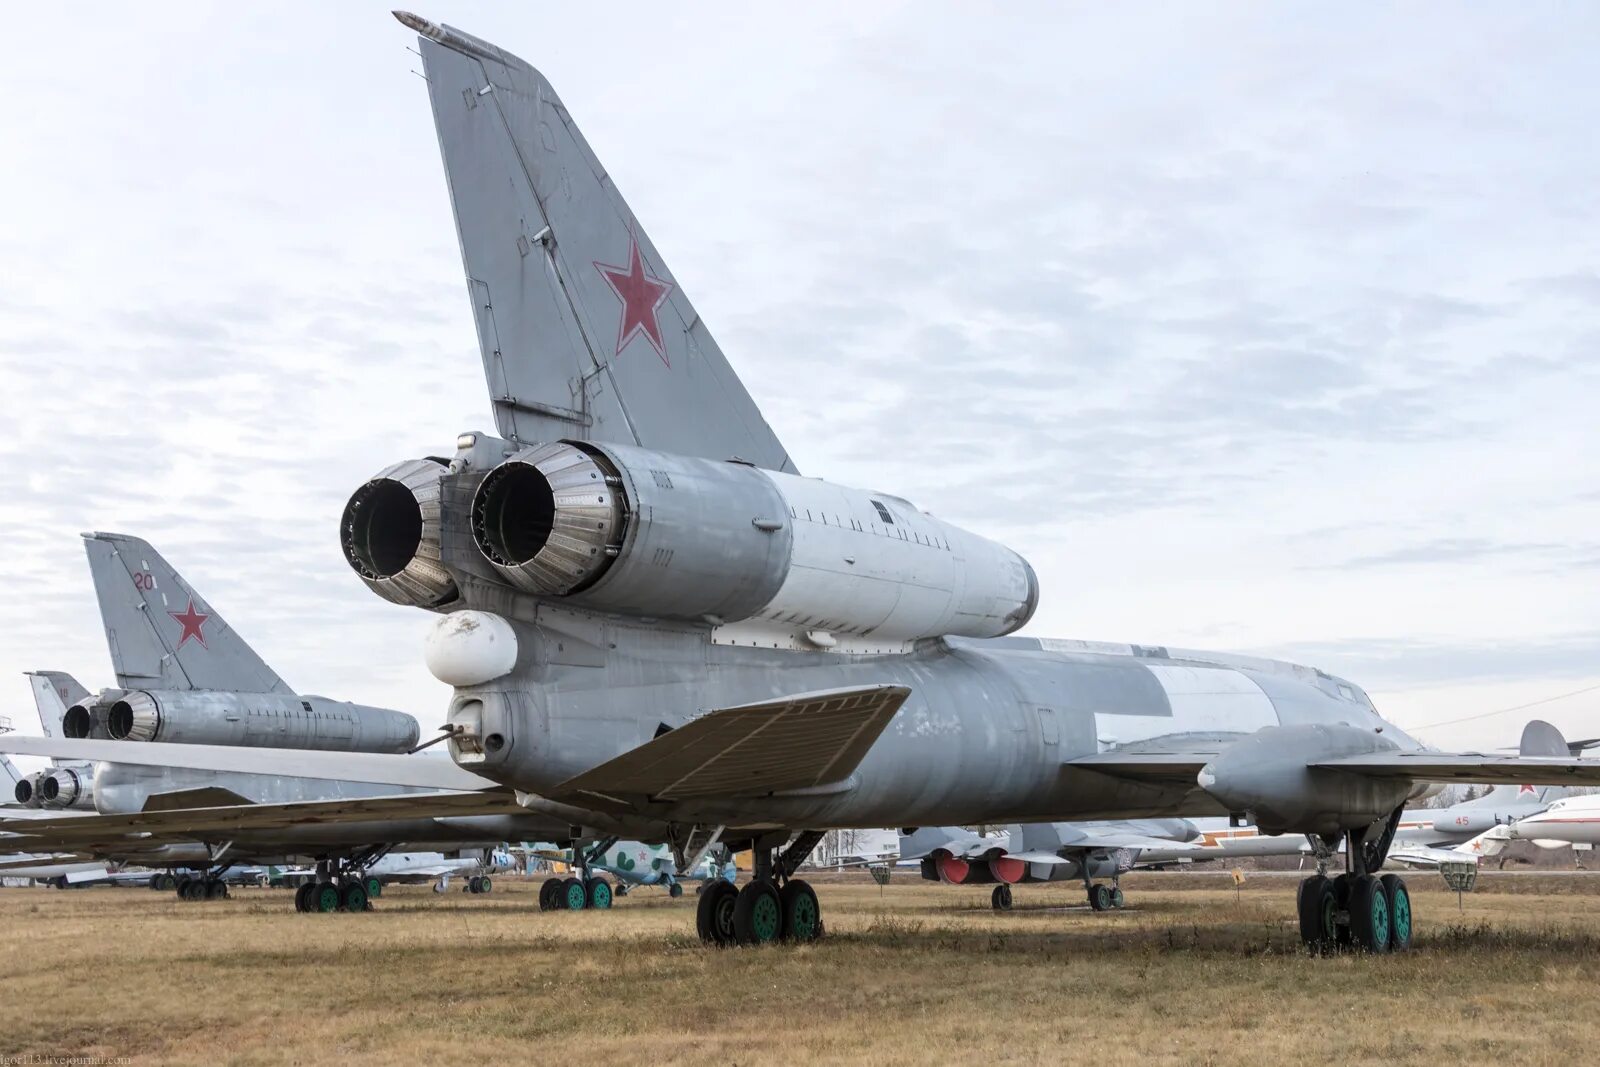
[392,10,511,65]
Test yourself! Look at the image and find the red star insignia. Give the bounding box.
[1518,784,1537,796]
[594,233,674,366]
[169,599,210,649]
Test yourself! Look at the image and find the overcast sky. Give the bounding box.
[0,3,1595,756]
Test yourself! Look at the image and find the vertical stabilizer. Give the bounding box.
[399,12,796,472]
[24,672,87,736]
[81,533,291,694]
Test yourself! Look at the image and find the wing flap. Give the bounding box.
[554,684,909,802]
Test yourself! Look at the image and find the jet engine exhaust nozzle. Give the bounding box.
[471,442,623,596]
[39,766,94,809]
[107,691,161,742]
[340,458,459,608]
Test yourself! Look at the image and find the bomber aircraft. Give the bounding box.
[12,13,1600,957]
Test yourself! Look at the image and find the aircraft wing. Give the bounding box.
[0,736,495,791]
[1064,752,1212,784]
[1060,831,1209,853]
[0,852,95,870]
[553,684,910,803]
[0,790,518,847]
[1312,752,1600,786]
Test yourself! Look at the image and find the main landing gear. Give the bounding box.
[464,875,493,895]
[167,870,228,902]
[1296,808,1413,955]
[537,837,617,911]
[294,855,383,914]
[696,831,824,947]
[1080,867,1126,912]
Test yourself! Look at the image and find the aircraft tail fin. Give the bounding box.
[25,672,88,737]
[399,13,796,472]
[1519,719,1573,804]
[81,533,291,694]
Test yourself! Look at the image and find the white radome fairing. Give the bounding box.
[424,611,519,686]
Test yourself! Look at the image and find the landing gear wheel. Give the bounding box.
[313,881,341,913]
[1381,874,1412,952]
[148,874,162,891]
[732,880,783,945]
[204,879,228,901]
[183,879,207,902]
[174,876,193,900]
[780,880,822,942]
[539,877,562,911]
[562,877,587,911]
[364,876,382,900]
[1087,883,1111,912]
[1297,875,1336,951]
[341,882,368,913]
[479,876,493,895]
[1331,874,1355,948]
[1348,874,1392,953]
[668,881,683,899]
[696,879,739,945]
[991,884,1013,911]
[466,876,482,894]
[1110,887,1125,909]
[587,878,612,910]
[295,883,315,913]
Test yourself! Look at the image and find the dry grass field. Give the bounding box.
[4,871,1600,1065]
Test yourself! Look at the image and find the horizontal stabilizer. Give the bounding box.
[0,736,496,792]
[554,684,910,802]
[0,789,518,847]
[0,853,93,871]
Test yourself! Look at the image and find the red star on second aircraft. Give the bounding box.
[169,599,210,649]
[594,233,674,366]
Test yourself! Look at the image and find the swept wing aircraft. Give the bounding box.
[19,14,1600,959]
[310,13,1600,954]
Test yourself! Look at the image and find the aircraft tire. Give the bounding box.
[1348,875,1392,953]
[1380,874,1412,952]
[313,881,341,913]
[294,883,315,913]
[204,879,228,901]
[1330,874,1355,948]
[148,874,162,891]
[1088,883,1111,911]
[365,876,382,900]
[697,879,739,945]
[731,881,783,946]
[991,884,1013,911]
[174,876,192,900]
[779,879,822,942]
[341,882,368,913]
[587,878,612,910]
[479,876,493,895]
[467,876,482,894]
[538,877,562,911]
[1296,875,1337,951]
[667,881,682,899]
[562,876,587,910]
[1110,887,1125,909]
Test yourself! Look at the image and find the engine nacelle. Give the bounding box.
[1198,724,1414,837]
[340,457,459,608]
[105,690,418,753]
[14,771,47,807]
[469,440,1039,644]
[39,766,94,810]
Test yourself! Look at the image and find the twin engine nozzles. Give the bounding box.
[338,441,628,608]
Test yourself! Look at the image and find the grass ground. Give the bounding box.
[4,871,1599,1065]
